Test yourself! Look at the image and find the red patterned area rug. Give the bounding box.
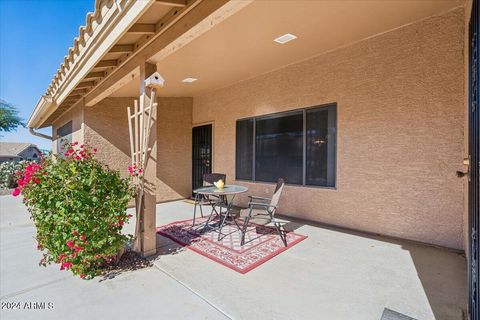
[156,217,307,274]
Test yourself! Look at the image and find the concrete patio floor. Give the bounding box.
[0,195,467,320]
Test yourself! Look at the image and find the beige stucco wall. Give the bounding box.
[192,8,466,249]
[157,97,193,200]
[463,0,473,256]
[82,97,192,203]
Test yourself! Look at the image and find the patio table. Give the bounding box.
[193,185,248,240]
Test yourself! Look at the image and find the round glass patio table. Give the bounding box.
[193,185,248,196]
[193,185,248,239]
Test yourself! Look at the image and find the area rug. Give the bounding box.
[156,217,307,274]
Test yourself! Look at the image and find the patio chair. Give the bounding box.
[239,178,288,246]
[192,173,227,226]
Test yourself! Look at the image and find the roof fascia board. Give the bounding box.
[28,96,56,128]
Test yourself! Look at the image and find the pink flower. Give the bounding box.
[127,214,133,219]
[11,188,20,197]
[74,246,83,252]
[75,156,81,161]
[67,148,74,154]
[61,262,73,270]
[72,230,78,236]
[118,220,125,226]
[80,274,86,279]
[58,254,67,261]
[70,253,76,259]
[17,178,25,187]
[93,148,97,153]
[80,235,86,241]
[66,240,75,248]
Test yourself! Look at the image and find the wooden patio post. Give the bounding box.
[138,62,157,257]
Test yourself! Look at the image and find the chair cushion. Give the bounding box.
[239,208,272,225]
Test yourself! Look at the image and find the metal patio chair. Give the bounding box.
[238,178,288,246]
[192,173,227,227]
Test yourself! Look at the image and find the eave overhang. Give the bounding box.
[28,0,157,129]
[28,0,248,129]
[28,96,57,129]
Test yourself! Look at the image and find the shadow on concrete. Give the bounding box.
[277,214,468,320]
[155,233,186,256]
[99,249,153,282]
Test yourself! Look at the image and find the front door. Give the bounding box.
[469,1,480,319]
[192,124,212,194]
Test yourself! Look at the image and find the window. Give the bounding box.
[235,119,253,180]
[56,121,73,154]
[255,111,303,184]
[236,104,336,187]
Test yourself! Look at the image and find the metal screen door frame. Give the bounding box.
[469,1,480,319]
[192,124,213,195]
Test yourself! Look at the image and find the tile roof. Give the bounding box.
[0,142,35,157]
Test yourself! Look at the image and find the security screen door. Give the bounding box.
[192,124,212,195]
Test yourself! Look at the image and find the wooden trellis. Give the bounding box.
[127,91,156,252]
[127,90,156,180]
[127,72,164,253]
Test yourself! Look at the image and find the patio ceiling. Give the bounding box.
[110,0,464,98]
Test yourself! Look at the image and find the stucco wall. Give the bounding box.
[463,0,473,255]
[83,97,192,203]
[192,8,466,249]
[157,97,193,200]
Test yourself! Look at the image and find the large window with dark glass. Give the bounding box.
[236,104,336,187]
[235,119,253,180]
[56,121,73,154]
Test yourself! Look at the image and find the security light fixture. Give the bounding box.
[182,77,198,83]
[274,33,297,44]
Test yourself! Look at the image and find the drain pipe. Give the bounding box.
[29,127,52,140]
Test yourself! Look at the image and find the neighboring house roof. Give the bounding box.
[0,142,39,157]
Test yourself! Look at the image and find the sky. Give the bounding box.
[0,0,94,150]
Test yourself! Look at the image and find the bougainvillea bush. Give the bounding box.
[13,142,134,279]
[0,160,26,189]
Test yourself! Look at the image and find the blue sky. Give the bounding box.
[0,0,93,150]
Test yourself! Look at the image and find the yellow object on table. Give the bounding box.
[214,179,225,190]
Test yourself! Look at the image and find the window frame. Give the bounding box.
[235,103,337,189]
[56,121,73,154]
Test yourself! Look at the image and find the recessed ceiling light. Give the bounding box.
[274,33,297,44]
[182,77,198,83]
